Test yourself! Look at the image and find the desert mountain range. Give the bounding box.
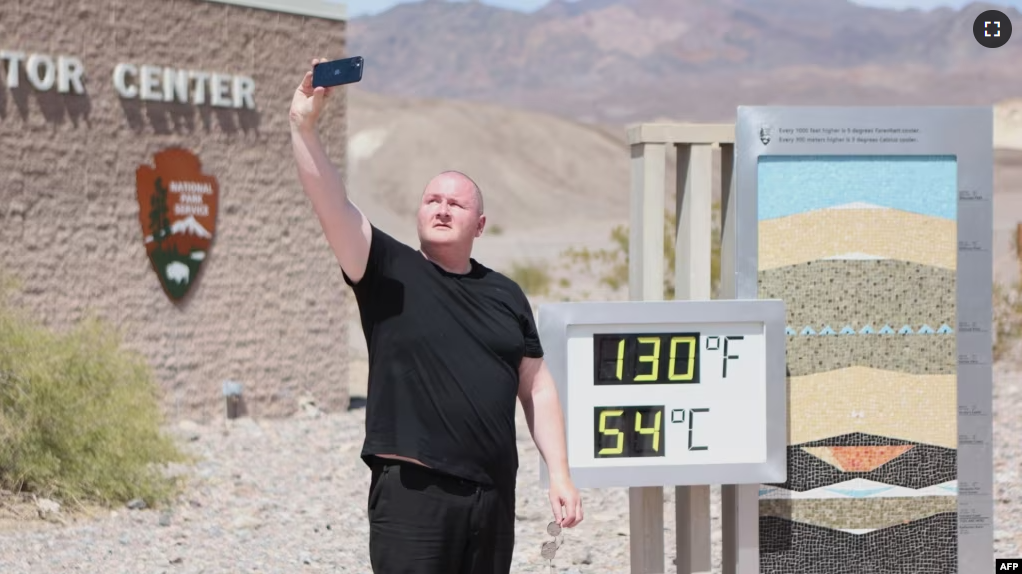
[348,0,1022,124]
[340,0,1022,394]
[343,0,1022,271]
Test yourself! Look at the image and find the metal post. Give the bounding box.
[718,140,760,574]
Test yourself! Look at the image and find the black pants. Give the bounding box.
[367,457,516,574]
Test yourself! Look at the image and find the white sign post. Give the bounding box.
[538,124,787,574]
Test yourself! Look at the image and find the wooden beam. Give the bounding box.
[627,123,735,146]
[628,141,667,574]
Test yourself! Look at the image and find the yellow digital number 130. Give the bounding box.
[612,335,696,383]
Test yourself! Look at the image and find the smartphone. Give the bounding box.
[312,56,364,88]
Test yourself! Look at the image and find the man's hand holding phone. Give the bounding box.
[289,57,334,133]
[289,56,364,133]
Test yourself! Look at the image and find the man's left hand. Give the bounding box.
[548,476,583,528]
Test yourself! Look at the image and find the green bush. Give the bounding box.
[560,203,722,300]
[0,284,187,509]
[508,260,553,297]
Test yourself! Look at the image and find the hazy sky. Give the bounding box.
[337,0,1022,18]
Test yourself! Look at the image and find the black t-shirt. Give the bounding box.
[342,225,543,488]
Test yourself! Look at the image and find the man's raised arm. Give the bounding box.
[289,57,373,284]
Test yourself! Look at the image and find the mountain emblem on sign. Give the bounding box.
[136,148,219,302]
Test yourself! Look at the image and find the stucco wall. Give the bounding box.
[0,0,353,422]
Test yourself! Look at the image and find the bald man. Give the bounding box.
[289,59,582,574]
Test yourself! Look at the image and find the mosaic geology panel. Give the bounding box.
[756,155,957,573]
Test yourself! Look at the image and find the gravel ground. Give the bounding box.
[0,367,1020,574]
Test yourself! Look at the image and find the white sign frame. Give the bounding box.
[538,298,788,489]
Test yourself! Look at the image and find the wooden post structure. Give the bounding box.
[627,133,667,574]
[626,123,756,574]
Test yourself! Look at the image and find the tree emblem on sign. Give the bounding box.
[136,148,219,303]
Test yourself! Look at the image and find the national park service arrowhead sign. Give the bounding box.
[136,148,219,302]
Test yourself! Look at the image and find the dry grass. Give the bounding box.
[557,203,722,300]
[507,260,554,297]
[993,228,1022,363]
[995,277,1022,363]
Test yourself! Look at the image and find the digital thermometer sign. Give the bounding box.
[538,300,788,489]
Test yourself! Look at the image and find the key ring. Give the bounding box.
[541,521,564,571]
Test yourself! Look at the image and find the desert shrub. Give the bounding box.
[0,281,187,508]
[560,203,722,300]
[488,223,504,236]
[508,260,553,296]
[560,224,630,293]
[993,280,1022,362]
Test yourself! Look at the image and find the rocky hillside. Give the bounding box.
[347,0,1022,124]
